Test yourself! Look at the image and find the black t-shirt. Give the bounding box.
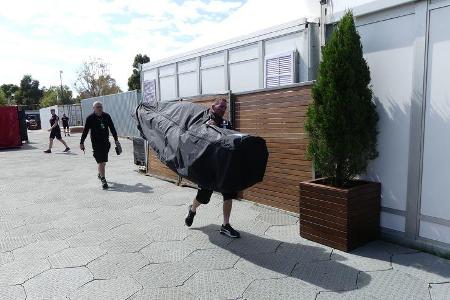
[50,115,59,129]
[61,116,69,126]
[80,112,118,147]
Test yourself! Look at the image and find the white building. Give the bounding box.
[323,0,450,254]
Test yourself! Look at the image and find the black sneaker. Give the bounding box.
[63,147,70,152]
[101,178,108,189]
[185,205,196,227]
[44,149,51,153]
[220,224,240,238]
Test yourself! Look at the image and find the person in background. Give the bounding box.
[80,101,120,189]
[61,113,70,136]
[184,98,240,238]
[44,109,70,153]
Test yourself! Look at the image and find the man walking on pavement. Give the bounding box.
[61,113,70,136]
[184,98,240,238]
[44,108,70,153]
[80,101,121,189]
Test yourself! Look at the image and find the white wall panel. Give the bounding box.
[229,60,259,92]
[159,64,176,76]
[201,53,224,68]
[229,44,258,63]
[420,5,450,222]
[381,212,406,232]
[265,33,300,56]
[160,76,177,101]
[143,69,157,81]
[201,67,225,94]
[178,59,197,73]
[358,14,414,213]
[179,72,198,97]
[420,221,450,244]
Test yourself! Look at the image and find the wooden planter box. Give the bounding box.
[299,179,381,252]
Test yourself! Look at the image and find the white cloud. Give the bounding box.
[0,0,320,93]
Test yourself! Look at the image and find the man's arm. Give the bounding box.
[107,114,118,141]
[80,117,91,144]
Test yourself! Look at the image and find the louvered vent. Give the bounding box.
[265,51,297,88]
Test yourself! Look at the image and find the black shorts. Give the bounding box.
[93,142,110,163]
[195,188,237,205]
[49,128,62,140]
[63,124,69,129]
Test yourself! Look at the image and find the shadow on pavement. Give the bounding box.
[0,143,38,152]
[193,224,371,291]
[107,182,154,194]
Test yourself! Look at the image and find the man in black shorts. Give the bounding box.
[184,98,240,238]
[61,113,70,136]
[80,101,121,189]
[44,109,70,153]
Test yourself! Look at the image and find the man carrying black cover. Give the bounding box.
[80,101,121,189]
[185,98,240,238]
[44,108,70,153]
[61,113,70,136]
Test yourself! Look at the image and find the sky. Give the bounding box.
[0,0,320,93]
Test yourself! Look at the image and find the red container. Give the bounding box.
[0,106,22,148]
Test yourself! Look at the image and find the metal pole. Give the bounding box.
[59,70,64,104]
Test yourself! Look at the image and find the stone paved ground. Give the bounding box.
[1,130,450,300]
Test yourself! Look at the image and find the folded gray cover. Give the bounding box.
[136,100,268,193]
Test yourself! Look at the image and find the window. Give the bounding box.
[264,51,297,88]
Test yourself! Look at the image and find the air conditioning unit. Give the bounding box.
[264,51,298,88]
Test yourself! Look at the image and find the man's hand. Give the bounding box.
[47,128,51,132]
[80,143,85,151]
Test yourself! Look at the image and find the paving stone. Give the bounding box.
[355,269,430,300]
[140,240,196,263]
[256,211,298,226]
[13,240,69,261]
[0,285,26,300]
[430,282,450,300]
[183,248,240,271]
[184,230,233,249]
[134,262,198,288]
[276,241,332,262]
[291,260,359,291]
[243,277,318,300]
[184,268,253,300]
[81,217,125,232]
[129,287,197,300]
[87,252,149,279]
[0,251,14,265]
[392,252,450,283]
[231,219,272,236]
[160,191,195,206]
[48,246,107,268]
[331,244,392,272]
[146,225,192,241]
[100,234,153,254]
[34,226,82,241]
[227,234,281,256]
[0,258,50,285]
[24,267,92,300]
[69,276,142,300]
[316,291,378,300]
[265,224,304,243]
[66,230,114,247]
[235,252,298,279]
[366,240,419,255]
[0,235,37,252]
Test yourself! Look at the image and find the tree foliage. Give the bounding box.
[128,54,150,91]
[40,85,74,108]
[14,75,43,109]
[1,84,19,104]
[74,58,122,100]
[0,89,6,106]
[305,11,379,186]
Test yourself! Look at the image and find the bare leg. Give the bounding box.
[58,138,69,148]
[48,138,54,150]
[190,198,202,212]
[98,162,106,178]
[223,200,232,225]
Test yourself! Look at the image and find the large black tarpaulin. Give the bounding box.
[136,100,268,193]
